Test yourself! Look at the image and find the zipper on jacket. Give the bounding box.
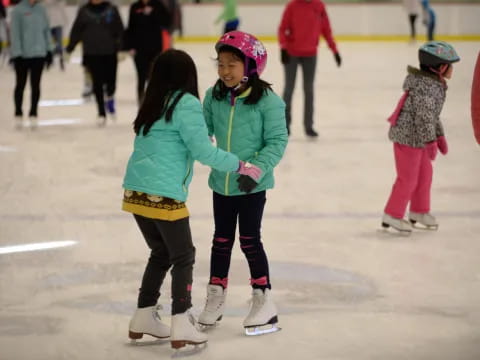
[224,101,236,195]
[182,163,191,193]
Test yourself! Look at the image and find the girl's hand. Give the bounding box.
[437,136,448,155]
[426,141,438,160]
[237,161,262,181]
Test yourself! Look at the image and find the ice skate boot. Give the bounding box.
[243,289,280,336]
[29,116,38,131]
[97,115,107,128]
[381,213,412,235]
[409,212,438,230]
[14,115,23,130]
[81,86,93,101]
[171,310,208,355]
[82,69,93,101]
[198,284,227,330]
[105,97,116,120]
[129,305,170,345]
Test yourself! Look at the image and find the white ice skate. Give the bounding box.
[198,284,227,330]
[409,212,438,230]
[29,116,38,131]
[14,116,23,131]
[243,289,281,336]
[381,213,412,236]
[128,305,170,345]
[171,310,208,356]
[96,116,107,128]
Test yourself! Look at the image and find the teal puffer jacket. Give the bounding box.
[204,87,288,196]
[123,92,240,202]
[10,0,53,59]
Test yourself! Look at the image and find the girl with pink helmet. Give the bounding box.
[198,31,288,336]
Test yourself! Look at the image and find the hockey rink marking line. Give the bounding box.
[1,211,480,221]
[0,145,16,152]
[37,118,83,126]
[0,240,77,255]
[39,99,86,107]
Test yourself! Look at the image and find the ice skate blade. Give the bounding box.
[129,338,170,346]
[244,324,281,336]
[197,322,219,332]
[409,220,438,231]
[197,315,222,332]
[171,341,207,358]
[128,331,170,346]
[378,225,412,237]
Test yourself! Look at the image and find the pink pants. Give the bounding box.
[384,143,433,219]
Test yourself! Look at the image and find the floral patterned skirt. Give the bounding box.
[122,189,189,221]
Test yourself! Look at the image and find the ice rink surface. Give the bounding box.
[1,41,479,360]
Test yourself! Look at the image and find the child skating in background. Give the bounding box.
[471,51,480,145]
[421,0,435,41]
[382,41,460,235]
[122,49,261,351]
[198,31,288,335]
[215,0,239,34]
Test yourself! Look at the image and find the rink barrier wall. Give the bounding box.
[177,3,480,38]
[1,3,479,47]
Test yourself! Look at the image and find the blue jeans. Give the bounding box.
[50,26,63,56]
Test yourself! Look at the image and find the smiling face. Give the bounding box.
[217,51,245,88]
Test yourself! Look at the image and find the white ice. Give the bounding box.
[1,41,479,360]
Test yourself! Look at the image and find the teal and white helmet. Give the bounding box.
[419,41,460,67]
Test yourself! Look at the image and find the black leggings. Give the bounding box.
[408,14,417,39]
[209,191,271,290]
[133,214,195,315]
[14,57,45,116]
[133,52,157,104]
[83,54,117,116]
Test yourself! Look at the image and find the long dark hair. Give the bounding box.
[134,49,199,135]
[212,45,272,105]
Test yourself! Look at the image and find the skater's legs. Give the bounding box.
[84,55,106,116]
[209,192,239,286]
[156,217,195,315]
[50,27,64,60]
[28,58,45,117]
[133,52,153,104]
[408,14,417,39]
[282,57,299,132]
[84,57,105,116]
[14,58,28,116]
[409,148,433,213]
[300,56,317,132]
[133,214,171,308]
[103,54,118,98]
[224,18,239,34]
[426,10,435,41]
[384,143,423,219]
[238,191,271,290]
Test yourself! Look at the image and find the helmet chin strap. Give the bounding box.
[429,64,449,85]
[229,62,251,105]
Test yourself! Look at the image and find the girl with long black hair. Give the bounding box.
[122,48,260,351]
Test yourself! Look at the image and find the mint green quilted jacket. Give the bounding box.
[123,92,239,202]
[204,87,288,196]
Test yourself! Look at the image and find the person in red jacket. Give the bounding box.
[472,51,480,145]
[278,0,341,137]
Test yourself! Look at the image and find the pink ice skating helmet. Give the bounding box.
[215,31,268,76]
